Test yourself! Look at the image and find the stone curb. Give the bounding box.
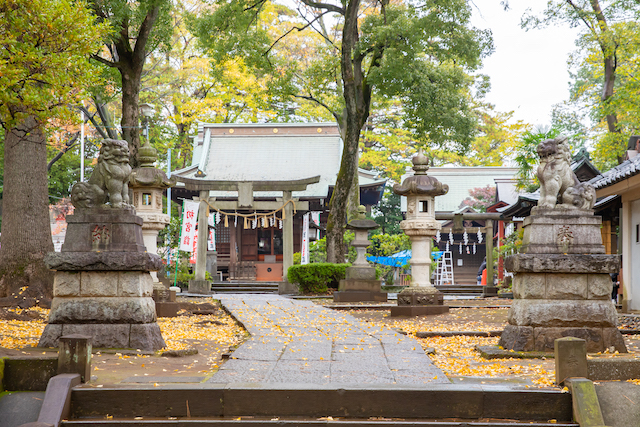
[69,384,573,422]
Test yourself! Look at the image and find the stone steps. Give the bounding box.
[211,282,280,294]
[435,285,485,295]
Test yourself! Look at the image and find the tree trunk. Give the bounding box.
[0,115,54,307]
[120,64,143,167]
[591,0,618,134]
[326,0,366,263]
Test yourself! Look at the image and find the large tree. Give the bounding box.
[0,0,107,306]
[522,1,640,166]
[90,0,173,166]
[193,0,492,262]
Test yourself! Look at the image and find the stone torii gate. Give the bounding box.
[175,175,321,293]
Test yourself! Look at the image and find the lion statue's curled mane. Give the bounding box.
[71,139,132,209]
[536,136,596,210]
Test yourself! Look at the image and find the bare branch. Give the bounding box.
[299,0,344,15]
[47,131,80,171]
[292,93,340,123]
[91,54,119,68]
[79,105,108,139]
[266,11,331,56]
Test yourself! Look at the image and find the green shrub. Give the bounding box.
[287,263,350,294]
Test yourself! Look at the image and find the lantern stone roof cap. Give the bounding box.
[130,167,177,189]
[346,205,379,231]
[393,149,448,197]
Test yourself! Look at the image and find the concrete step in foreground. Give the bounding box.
[62,385,575,426]
[63,420,578,426]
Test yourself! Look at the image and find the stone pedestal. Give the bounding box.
[499,208,626,353]
[333,206,386,303]
[153,287,179,318]
[39,207,166,351]
[390,287,449,316]
[334,265,386,302]
[188,279,211,294]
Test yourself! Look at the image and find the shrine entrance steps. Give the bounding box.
[435,284,484,296]
[211,281,280,294]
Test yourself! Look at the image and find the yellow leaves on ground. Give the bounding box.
[157,312,245,351]
[0,308,47,349]
[414,335,555,387]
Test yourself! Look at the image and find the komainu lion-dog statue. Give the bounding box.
[71,139,132,209]
[536,136,596,210]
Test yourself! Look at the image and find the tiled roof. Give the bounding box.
[588,155,640,189]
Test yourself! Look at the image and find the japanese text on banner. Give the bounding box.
[179,200,199,252]
[301,213,309,265]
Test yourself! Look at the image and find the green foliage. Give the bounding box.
[513,127,561,192]
[367,233,411,258]
[492,228,523,291]
[372,190,403,235]
[366,232,411,286]
[0,0,110,127]
[287,263,350,294]
[169,261,212,288]
[304,232,356,264]
[522,2,640,169]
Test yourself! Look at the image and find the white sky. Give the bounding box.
[471,2,581,127]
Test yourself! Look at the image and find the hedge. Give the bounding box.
[287,263,350,294]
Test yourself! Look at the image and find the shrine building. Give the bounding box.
[170,122,386,282]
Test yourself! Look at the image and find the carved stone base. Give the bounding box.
[391,287,448,317]
[333,290,387,303]
[61,207,146,252]
[39,322,165,350]
[397,287,444,306]
[521,208,605,254]
[499,324,627,353]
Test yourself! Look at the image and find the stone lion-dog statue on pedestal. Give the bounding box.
[71,139,132,209]
[536,136,596,210]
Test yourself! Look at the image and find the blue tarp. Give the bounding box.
[367,250,444,268]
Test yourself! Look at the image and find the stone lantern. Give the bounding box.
[391,149,449,316]
[129,140,177,316]
[334,205,385,302]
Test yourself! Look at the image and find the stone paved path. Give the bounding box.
[207,294,448,385]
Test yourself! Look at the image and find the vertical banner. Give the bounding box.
[301,213,310,265]
[179,200,199,252]
[189,232,198,264]
[208,228,216,251]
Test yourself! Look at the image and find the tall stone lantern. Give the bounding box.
[129,141,177,316]
[391,149,449,316]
